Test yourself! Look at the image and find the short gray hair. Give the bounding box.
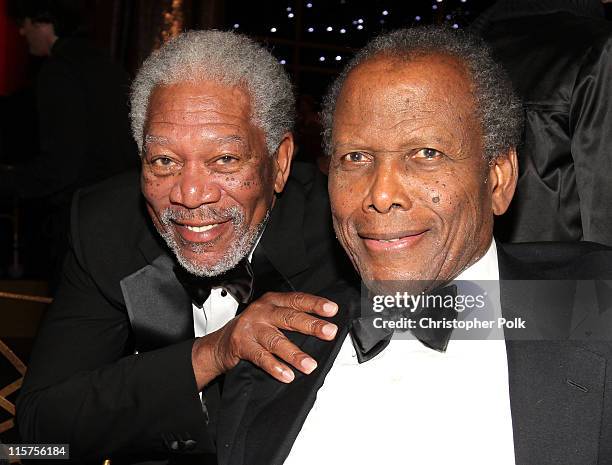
[130,30,295,155]
[321,26,523,161]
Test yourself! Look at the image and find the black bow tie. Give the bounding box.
[350,284,458,363]
[174,259,254,308]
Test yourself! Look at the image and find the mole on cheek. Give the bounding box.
[432,196,440,204]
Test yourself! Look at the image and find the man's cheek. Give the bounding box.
[144,203,168,234]
[142,176,174,203]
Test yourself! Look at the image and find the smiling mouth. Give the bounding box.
[359,230,428,251]
[183,223,221,233]
[169,219,233,245]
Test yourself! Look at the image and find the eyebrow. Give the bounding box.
[333,134,452,153]
[144,134,170,146]
[332,142,388,153]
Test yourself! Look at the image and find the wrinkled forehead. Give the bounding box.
[146,80,254,121]
[332,54,482,147]
[340,53,477,114]
[142,80,270,156]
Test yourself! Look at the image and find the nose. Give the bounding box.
[363,159,412,214]
[168,164,222,209]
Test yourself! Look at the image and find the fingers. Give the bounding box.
[273,307,338,341]
[255,292,339,340]
[265,292,339,317]
[243,328,319,383]
[216,292,342,383]
[259,328,318,374]
[245,339,295,383]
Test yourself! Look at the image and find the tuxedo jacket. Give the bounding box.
[217,241,612,465]
[472,0,612,246]
[16,162,355,463]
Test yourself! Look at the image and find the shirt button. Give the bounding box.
[221,289,228,297]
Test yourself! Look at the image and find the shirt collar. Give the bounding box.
[455,238,499,282]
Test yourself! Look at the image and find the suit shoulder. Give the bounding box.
[72,170,149,255]
[500,241,612,278]
[318,280,361,309]
[75,170,142,218]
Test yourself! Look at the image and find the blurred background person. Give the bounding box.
[472,0,612,245]
[0,0,138,284]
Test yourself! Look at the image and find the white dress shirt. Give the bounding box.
[284,239,516,465]
[192,237,261,340]
[193,287,240,338]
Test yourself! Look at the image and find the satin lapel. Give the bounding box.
[120,253,194,352]
[217,285,358,465]
[497,243,605,464]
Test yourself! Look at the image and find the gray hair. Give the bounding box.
[321,26,523,161]
[130,30,295,155]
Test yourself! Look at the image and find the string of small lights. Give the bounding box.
[225,1,482,96]
[229,1,475,68]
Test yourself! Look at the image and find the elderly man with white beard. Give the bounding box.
[16,30,354,464]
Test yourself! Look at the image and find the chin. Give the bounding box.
[175,250,239,277]
[360,263,441,292]
[172,234,251,278]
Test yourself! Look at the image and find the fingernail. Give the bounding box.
[281,368,295,382]
[301,357,317,373]
[322,323,338,338]
[323,302,338,313]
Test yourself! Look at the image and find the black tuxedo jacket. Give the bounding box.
[217,241,612,465]
[16,163,354,463]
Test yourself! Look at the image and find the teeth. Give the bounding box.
[379,238,400,243]
[185,224,218,232]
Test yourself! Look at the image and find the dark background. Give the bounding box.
[2,0,494,97]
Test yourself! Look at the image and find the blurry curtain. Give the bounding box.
[93,0,224,76]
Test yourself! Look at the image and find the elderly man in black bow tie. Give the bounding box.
[16,30,354,463]
[213,26,612,465]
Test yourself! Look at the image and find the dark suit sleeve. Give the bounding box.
[16,194,212,460]
[570,35,612,245]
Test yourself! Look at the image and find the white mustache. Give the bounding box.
[160,206,244,226]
